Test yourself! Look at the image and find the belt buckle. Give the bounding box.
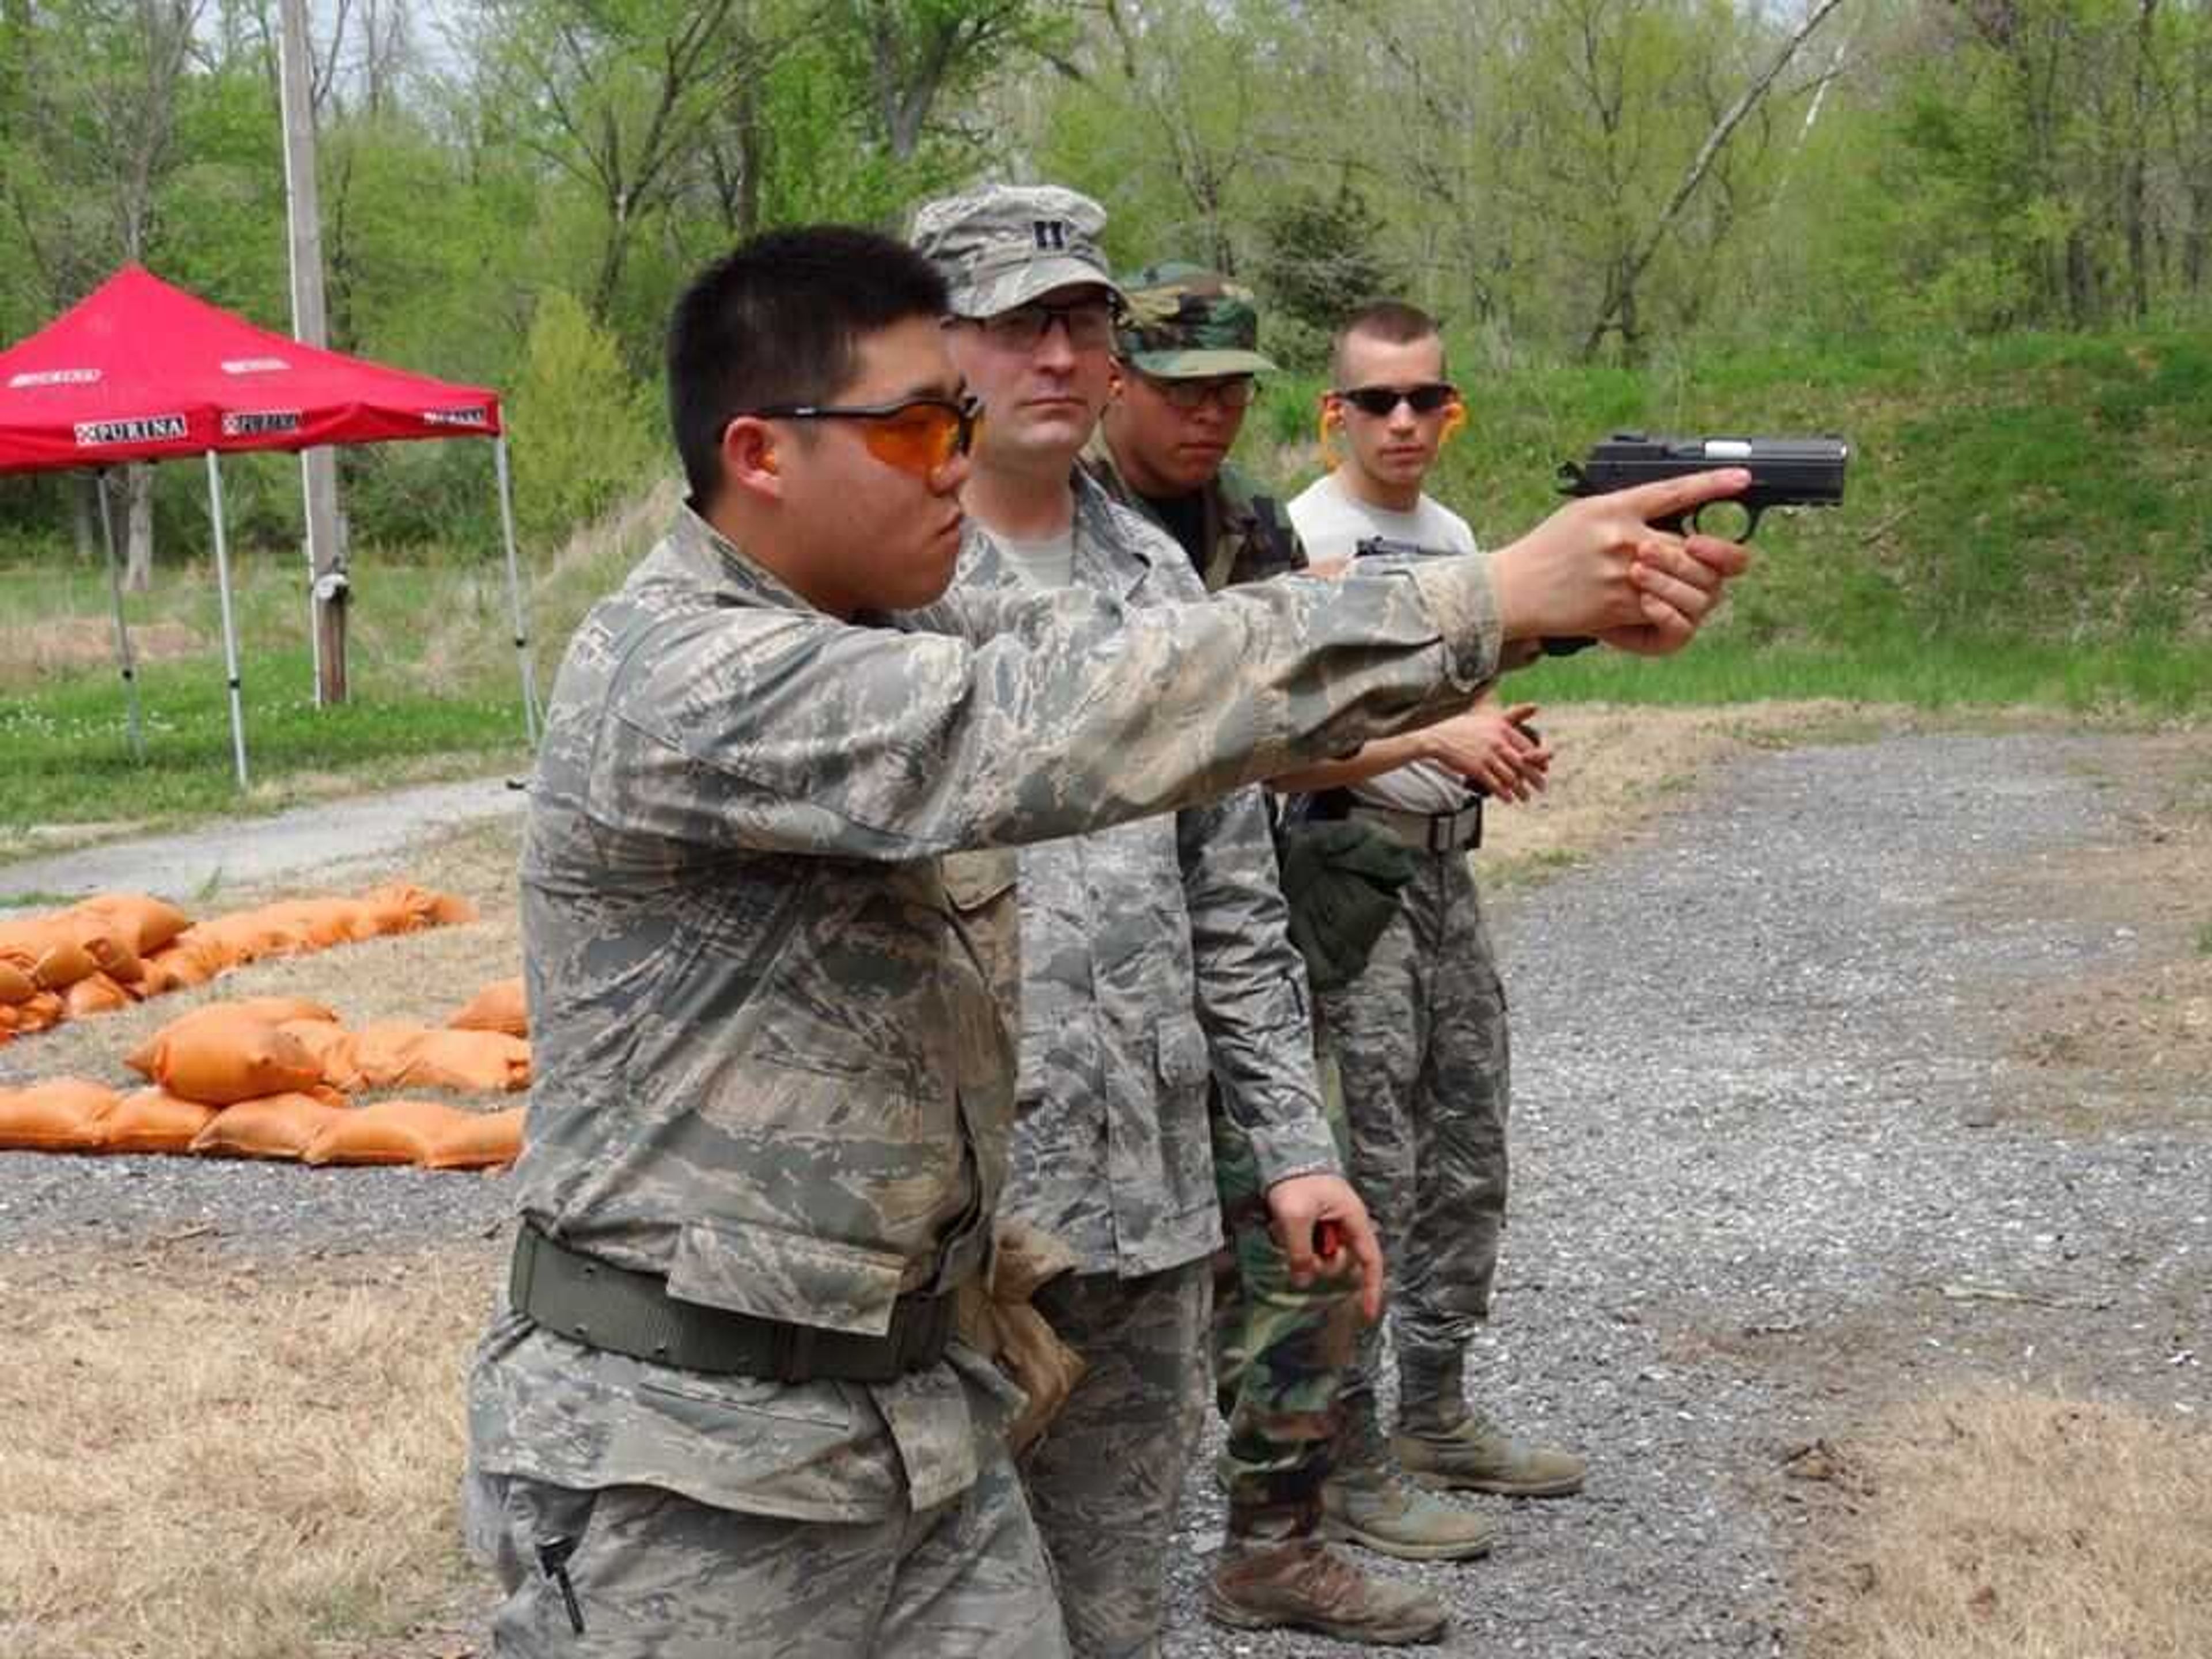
[1428,815,1452,854]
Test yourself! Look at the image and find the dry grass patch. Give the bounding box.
[0,616,203,685]
[1800,1386,2212,1659]
[0,1239,497,1659]
[1980,732,2212,1128]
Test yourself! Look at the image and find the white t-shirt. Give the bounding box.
[993,525,1077,590]
[1287,472,1480,816]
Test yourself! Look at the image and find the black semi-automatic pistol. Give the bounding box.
[1547,430,1850,653]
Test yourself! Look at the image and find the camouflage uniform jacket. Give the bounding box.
[1081,437,1307,590]
[468,502,1503,1525]
[914,474,1336,1280]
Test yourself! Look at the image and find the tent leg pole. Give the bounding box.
[494,435,539,747]
[204,452,251,791]
[96,469,146,762]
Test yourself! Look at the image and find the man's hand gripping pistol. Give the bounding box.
[1545,431,1851,654]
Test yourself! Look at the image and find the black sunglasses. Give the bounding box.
[1334,383,1459,418]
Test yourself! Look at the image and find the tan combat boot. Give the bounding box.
[1205,1539,1448,1646]
[1392,1411,1587,1498]
[1320,1446,1503,1561]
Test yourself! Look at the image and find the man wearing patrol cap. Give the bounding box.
[907,183,1421,1654]
[1088,268,1512,1641]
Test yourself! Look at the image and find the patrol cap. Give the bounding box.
[908,184,1122,319]
[1114,262,1277,378]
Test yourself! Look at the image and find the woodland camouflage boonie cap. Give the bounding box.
[1114,262,1277,378]
[908,184,1122,319]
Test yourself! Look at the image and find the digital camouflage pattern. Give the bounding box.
[909,476,1338,1279]
[467,1445,1065,1657]
[909,184,1122,319]
[1317,851,1510,1435]
[1113,262,1277,379]
[465,498,1506,1559]
[1021,1261,1211,1659]
[1082,441,1371,1539]
[908,472,1338,1655]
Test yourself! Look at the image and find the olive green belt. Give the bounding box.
[509,1224,955,1384]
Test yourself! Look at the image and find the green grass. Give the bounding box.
[2195,922,2212,959]
[1253,325,2212,674]
[0,645,528,832]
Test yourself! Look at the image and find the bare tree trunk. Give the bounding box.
[124,465,156,592]
[2124,0,2158,319]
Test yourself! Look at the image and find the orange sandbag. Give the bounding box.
[189,1092,351,1160]
[0,1078,119,1151]
[0,960,35,1005]
[304,1099,525,1170]
[358,881,479,935]
[280,1018,365,1091]
[446,978,527,1038]
[74,892,191,955]
[9,992,65,1035]
[58,911,141,985]
[348,1023,531,1093]
[101,1088,220,1155]
[126,1006,327,1105]
[139,938,220,991]
[256,899,377,950]
[302,1098,457,1166]
[33,937,98,990]
[425,1104,525,1171]
[62,972,135,1018]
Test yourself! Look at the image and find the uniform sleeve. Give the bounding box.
[1177,784,1339,1186]
[585,556,1502,860]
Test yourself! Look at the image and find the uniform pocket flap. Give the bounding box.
[939,849,1017,912]
[668,1215,908,1338]
[1154,1017,1210,1088]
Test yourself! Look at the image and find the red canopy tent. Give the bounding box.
[0,265,538,785]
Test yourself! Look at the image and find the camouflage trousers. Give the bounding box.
[467,1450,1066,1657]
[1021,1259,1211,1659]
[1209,1060,1364,1539]
[1316,850,1509,1429]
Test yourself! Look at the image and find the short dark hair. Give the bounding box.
[1331,299,1445,385]
[666,226,950,505]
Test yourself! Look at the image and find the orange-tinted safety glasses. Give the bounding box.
[741,396,979,479]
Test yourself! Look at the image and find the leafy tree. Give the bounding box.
[507,288,662,548]
[1255,183,1402,337]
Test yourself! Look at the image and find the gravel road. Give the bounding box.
[0,774,524,910]
[3,731,2203,1656]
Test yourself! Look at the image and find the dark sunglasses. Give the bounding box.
[738,396,978,478]
[1334,383,1459,418]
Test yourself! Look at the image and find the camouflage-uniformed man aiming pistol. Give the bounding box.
[461,222,1755,1657]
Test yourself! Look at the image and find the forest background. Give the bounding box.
[2,0,2209,825]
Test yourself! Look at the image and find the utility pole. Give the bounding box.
[276,0,347,704]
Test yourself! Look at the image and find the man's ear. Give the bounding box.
[721,415,783,501]
[1106,359,1126,400]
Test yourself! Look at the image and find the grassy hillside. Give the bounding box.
[2,332,2205,836]
[1252,328,2212,709]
